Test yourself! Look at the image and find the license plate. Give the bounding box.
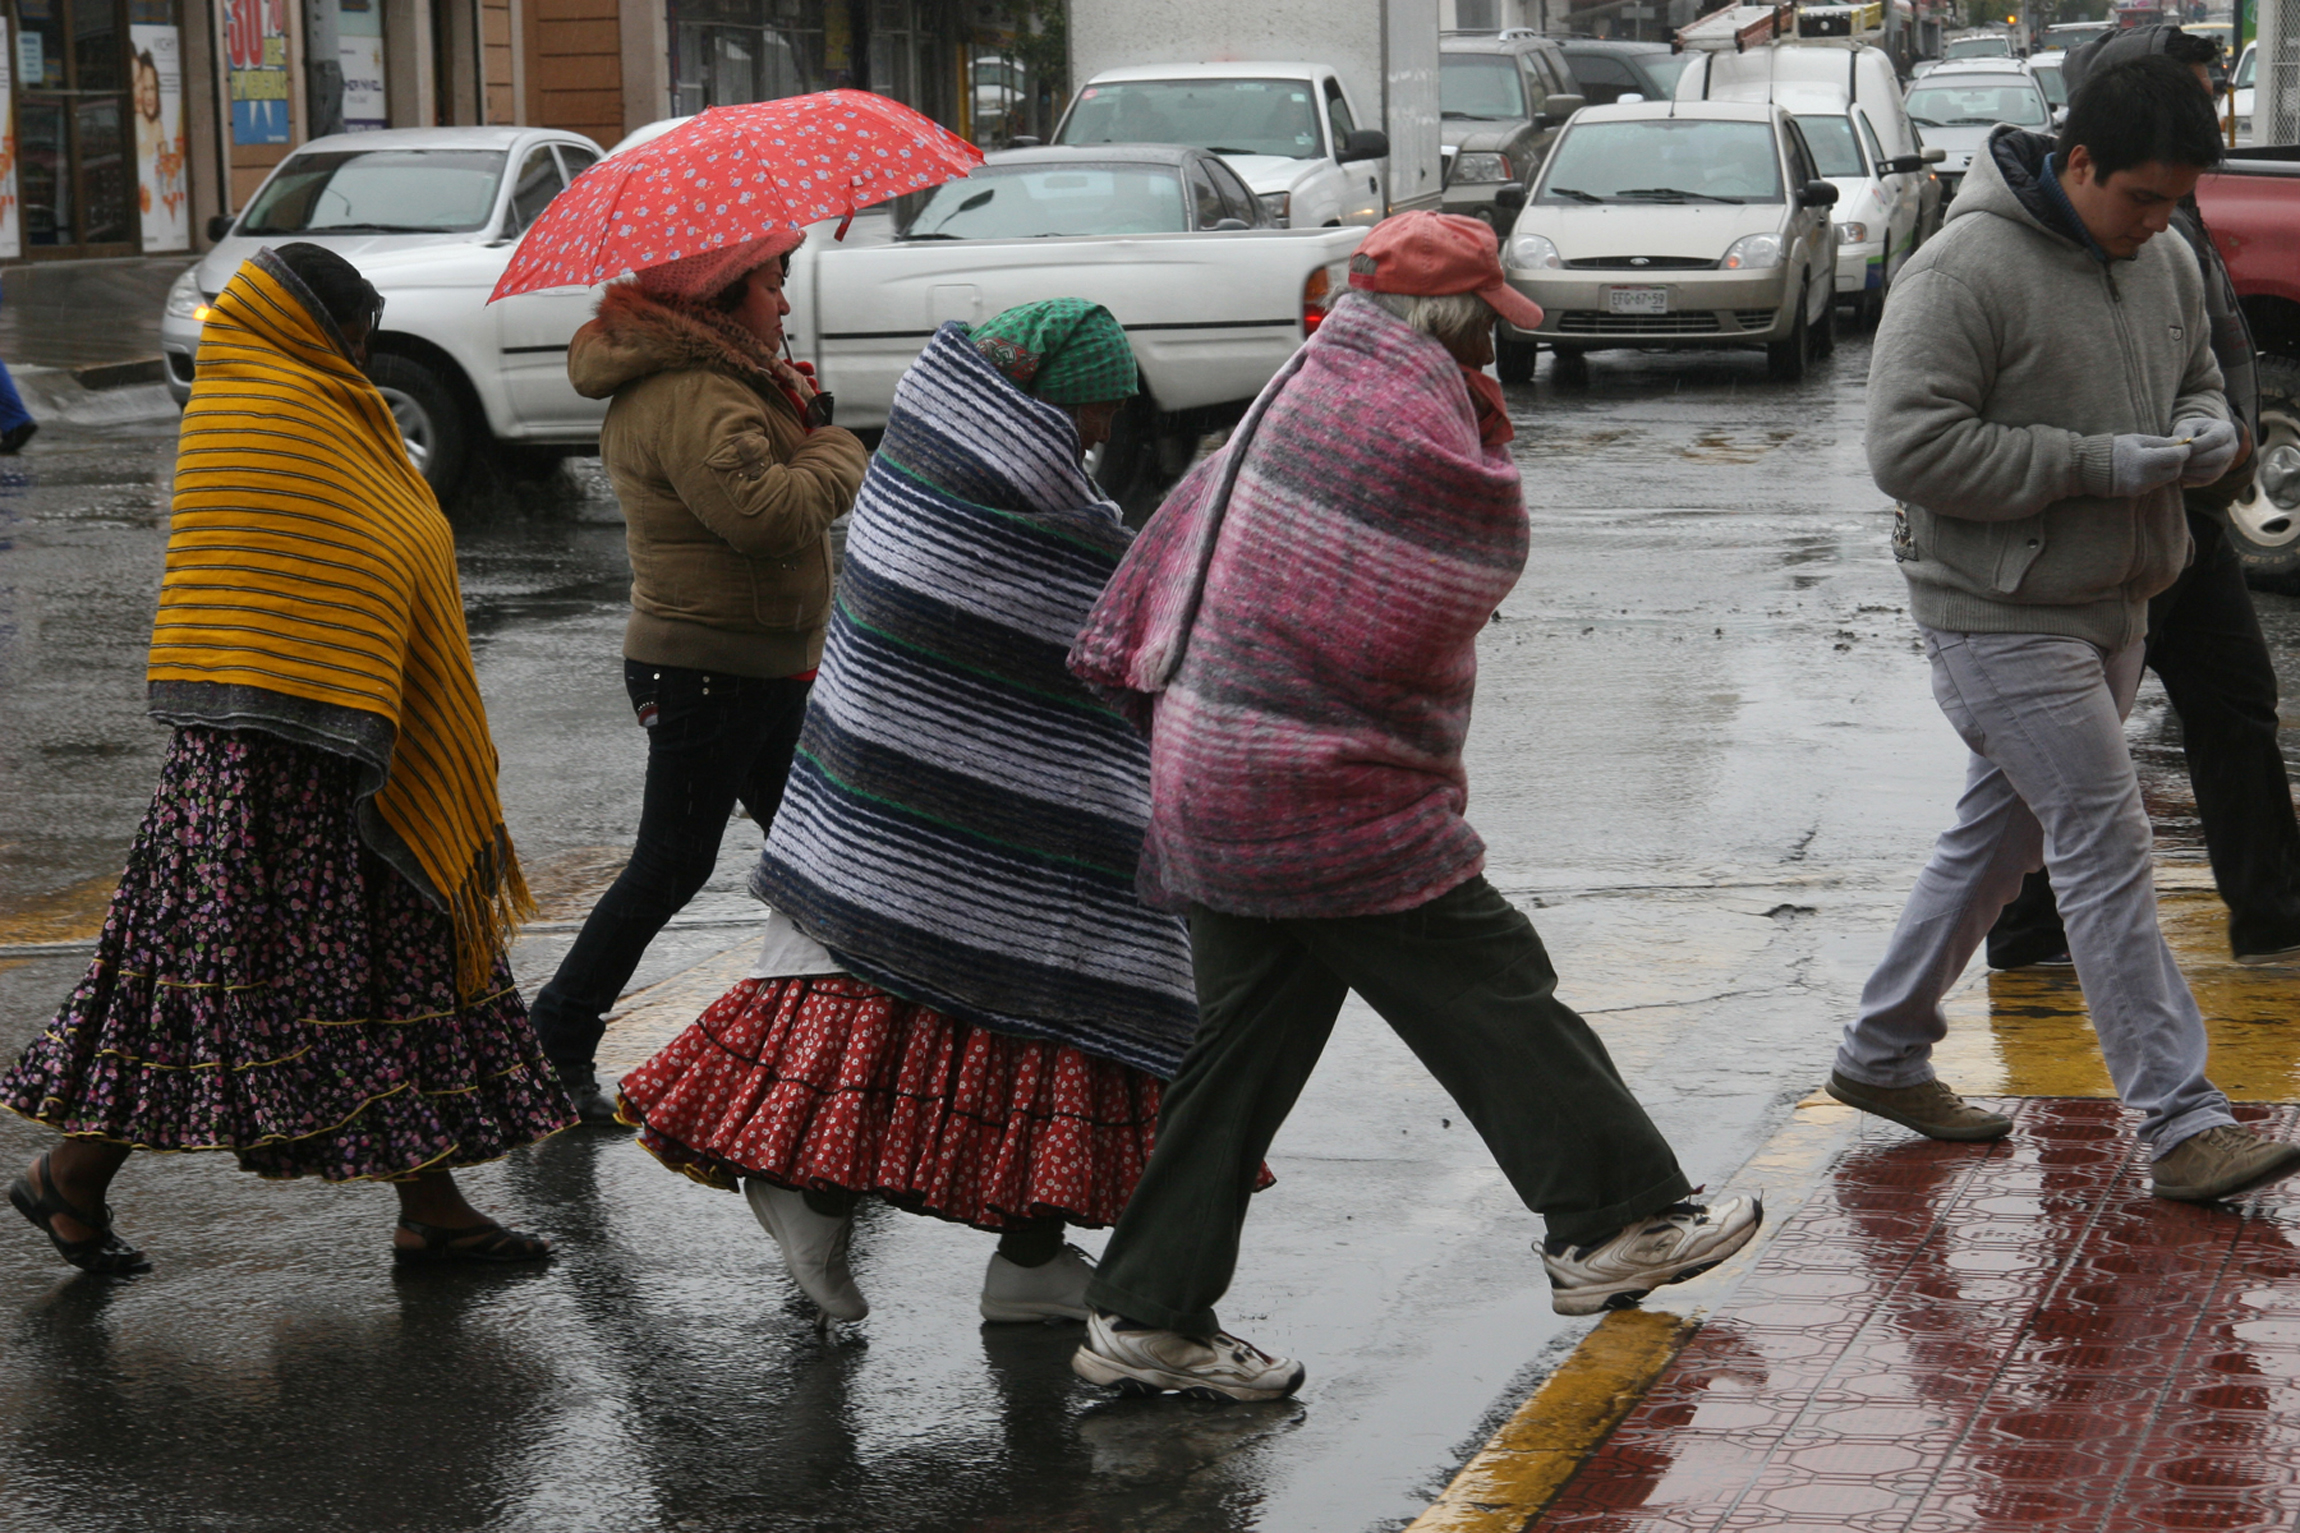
[1607,286,1670,315]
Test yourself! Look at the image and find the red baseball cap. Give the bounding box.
[1348,210,1545,331]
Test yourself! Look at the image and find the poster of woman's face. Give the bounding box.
[135,53,163,122]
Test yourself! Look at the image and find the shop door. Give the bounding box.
[12,0,137,253]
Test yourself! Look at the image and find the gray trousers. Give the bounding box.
[1838,629,2234,1154]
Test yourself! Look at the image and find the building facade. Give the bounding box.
[0,0,1055,260]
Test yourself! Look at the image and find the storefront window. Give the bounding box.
[12,0,169,250]
[671,0,828,114]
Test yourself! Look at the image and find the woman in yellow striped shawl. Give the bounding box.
[3,244,573,1274]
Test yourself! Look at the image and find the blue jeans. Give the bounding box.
[0,357,32,435]
[528,661,811,1083]
[1840,629,2234,1153]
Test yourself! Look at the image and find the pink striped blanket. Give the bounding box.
[1069,293,1528,918]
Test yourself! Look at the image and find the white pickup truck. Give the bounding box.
[174,140,1362,511]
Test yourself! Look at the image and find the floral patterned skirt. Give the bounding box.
[620,974,1194,1231]
[0,726,575,1181]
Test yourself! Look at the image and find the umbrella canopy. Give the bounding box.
[490,90,983,302]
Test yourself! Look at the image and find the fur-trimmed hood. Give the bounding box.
[568,283,783,402]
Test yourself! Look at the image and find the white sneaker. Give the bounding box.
[1541,1193,1763,1317]
[743,1179,868,1322]
[1071,1311,1305,1401]
[980,1244,1096,1323]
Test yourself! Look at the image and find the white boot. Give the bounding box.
[744,1179,868,1321]
[979,1242,1095,1323]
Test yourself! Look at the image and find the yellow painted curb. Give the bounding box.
[1404,1307,1696,1533]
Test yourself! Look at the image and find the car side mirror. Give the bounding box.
[1798,179,1840,208]
[1494,183,1528,216]
[2050,107,2068,130]
[1210,217,1252,231]
[1886,153,1927,174]
[1538,93,1586,127]
[1338,128,1390,163]
[206,213,235,241]
[1921,145,1947,163]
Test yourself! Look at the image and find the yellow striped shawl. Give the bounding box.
[148,252,531,995]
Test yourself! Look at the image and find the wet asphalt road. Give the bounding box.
[6,333,2299,1533]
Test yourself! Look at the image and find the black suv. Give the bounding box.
[1439,33,1586,227]
[1554,39,1694,108]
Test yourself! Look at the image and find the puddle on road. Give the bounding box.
[1680,428,1800,464]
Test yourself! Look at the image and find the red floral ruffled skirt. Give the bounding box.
[620,974,1185,1231]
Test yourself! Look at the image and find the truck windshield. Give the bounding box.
[1442,56,1527,119]
[238,149,510,235]
[1538,118,1783,203]
[2031,61,2066,107]
[2236,47,2255,88]
[1795,115,1867,177]
[1060,79,1324,160]
[1944,36,2012,58]
[1637,55,1691,95]
[900,163,1188,239]
[1905,81,2047,126]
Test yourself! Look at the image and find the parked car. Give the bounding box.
[2232,42,2255,144]
[793,144,1362,515]
[1678,43,1943,323]
[1902,61,2052,205]
[2193,145,2300,583]
[2027,48,2070,113]
[1497,99,1840,384]
[159,125,604,486]
[1437,32,1585,228]
[1940,30,2019,62]
[1053,62,1391,227]
[1556,38,1694,107]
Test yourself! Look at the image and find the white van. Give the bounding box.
[1676,42,1943,321]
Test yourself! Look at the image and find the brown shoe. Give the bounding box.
[2151,1124,2300,1203]
[1824,1071,2012,1142]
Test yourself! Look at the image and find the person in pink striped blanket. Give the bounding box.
[1064,210,1764,1402]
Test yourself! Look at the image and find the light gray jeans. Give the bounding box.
[1837,628,2234,1154]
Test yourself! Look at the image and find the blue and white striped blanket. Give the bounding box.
[749,323,1200,1078]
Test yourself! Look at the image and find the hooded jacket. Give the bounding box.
[1866,126,2227,650]
[568,284,868,678]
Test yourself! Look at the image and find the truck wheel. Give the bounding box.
[2229,355,2300,589]
[366,352,469,494]
[1496,329,1538,385]
[1767,287,1810,383]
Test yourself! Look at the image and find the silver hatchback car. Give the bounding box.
[1496,99,1840,383]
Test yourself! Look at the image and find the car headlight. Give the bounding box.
[1258,192,1291,227]
[1835,221,1870,244]
[1451,152,1514,184]
[165,267,207,321]
[1721,233,1784,270]
[1507,231,1562,270]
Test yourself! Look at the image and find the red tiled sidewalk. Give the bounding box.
[1534,1098,2300,1533]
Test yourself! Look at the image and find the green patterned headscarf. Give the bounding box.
[970,298,1140,405]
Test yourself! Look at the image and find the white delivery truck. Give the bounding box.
[1057,0,1443,227]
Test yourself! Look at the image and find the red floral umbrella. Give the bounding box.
[490,90,984,302]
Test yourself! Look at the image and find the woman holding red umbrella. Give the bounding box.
[529,231,869,1121]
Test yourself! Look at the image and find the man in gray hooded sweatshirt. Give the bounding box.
[1828,55,2300,1203]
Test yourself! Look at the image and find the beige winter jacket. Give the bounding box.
[568,284,868,677]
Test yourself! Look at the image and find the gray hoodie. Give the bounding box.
[1867,126,2228,650]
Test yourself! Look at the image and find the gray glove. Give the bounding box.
[2175,417,2240,486]
[2109,433,2192,497]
